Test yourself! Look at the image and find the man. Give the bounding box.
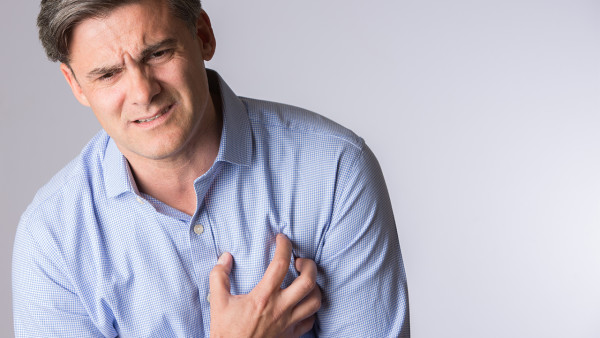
[13,0,410,336]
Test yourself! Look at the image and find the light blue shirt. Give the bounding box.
[13,70,409,337]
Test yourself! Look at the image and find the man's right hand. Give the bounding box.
[209,234,322,337]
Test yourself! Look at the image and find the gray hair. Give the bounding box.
[37,0,202,64]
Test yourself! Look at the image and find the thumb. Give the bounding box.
[209,252,233,305]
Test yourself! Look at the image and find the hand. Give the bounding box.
[209,234,322,337]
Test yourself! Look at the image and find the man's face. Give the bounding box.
[62,0,216,162]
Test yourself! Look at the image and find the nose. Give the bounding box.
[125,55,160,106]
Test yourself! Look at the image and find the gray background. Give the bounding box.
[2,0,599,337]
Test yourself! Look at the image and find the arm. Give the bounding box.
[315,144,410,336]
[12,224,109,337]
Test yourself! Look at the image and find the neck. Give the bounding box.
[125,95,223,216]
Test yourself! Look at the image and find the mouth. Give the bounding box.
[134,104,174,124]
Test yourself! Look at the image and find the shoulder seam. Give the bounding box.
[241,97,365,150]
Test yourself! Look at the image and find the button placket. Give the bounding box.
[189,205,218,314]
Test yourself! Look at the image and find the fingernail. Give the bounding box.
[217,253,228,265]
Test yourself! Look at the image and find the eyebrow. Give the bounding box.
[85,38,178,80]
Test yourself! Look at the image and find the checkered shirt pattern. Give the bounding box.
[13,70,409,337]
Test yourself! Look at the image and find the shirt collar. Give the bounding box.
[208,69,252,167]
[103,137,138,198]
[103,69,252,198]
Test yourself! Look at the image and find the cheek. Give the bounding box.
[88,85,127,120]
[155,64,188,91]
[158,56,206,90]
[86,88,128,134]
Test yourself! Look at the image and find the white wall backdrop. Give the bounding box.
[1,1,599,337]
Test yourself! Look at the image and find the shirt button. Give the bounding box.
[136,196,144,204]
[206,292,211,303]
[193,224,204,235]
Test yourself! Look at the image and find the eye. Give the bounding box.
[151,50,167,58]
[99,72,115,80]
[147,49,175,63]
[97,68,122,82]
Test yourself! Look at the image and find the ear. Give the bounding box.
[60,63,90,107]
[195,10,217,61]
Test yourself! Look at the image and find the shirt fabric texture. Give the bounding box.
[13,70,410,337]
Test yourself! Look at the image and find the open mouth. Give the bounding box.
[135,104,173,123]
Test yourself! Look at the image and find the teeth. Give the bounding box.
[137,113,163,123]
[136,105,170,123]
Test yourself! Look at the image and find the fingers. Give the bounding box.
[294,257,317,280]
[208,237,320,337]
[281,257,318,308]
[289,274,322,324]
[255,234,292,293]
[209,252,233,305]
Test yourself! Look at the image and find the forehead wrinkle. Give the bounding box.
[74,19,147,78]
[85,37,179,81]
[98,6,172,59]
[69,0,179,79]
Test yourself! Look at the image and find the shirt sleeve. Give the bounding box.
[314,144,410,337]
[12,220,110,337]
